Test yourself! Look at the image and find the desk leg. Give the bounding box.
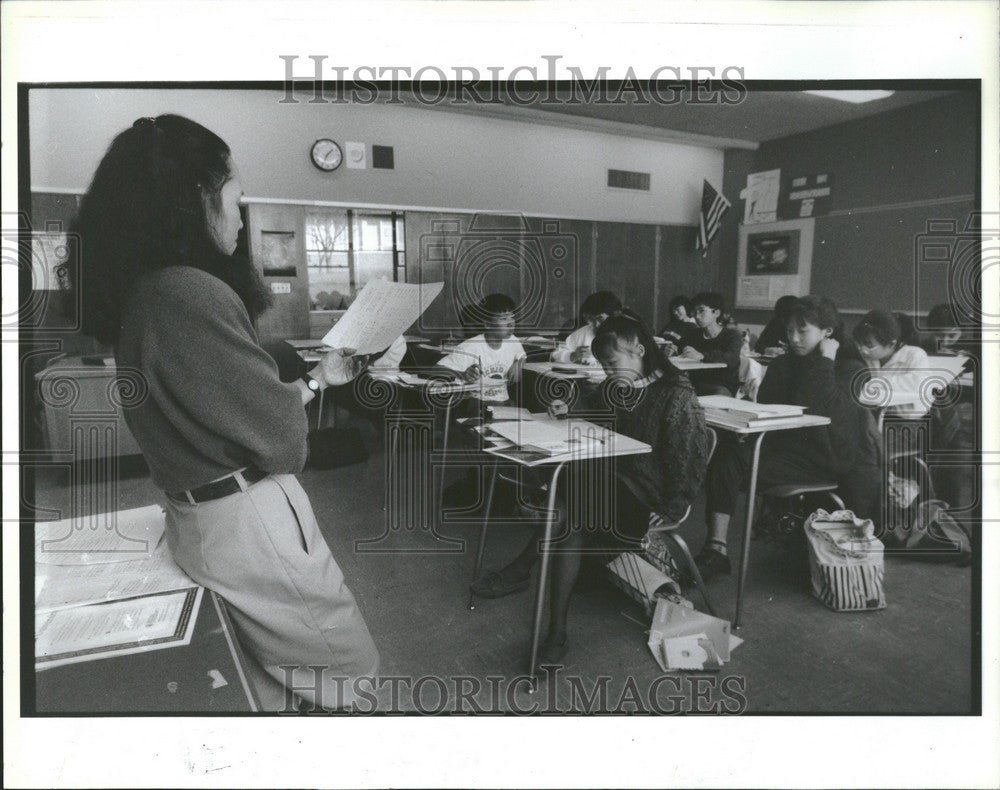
[316,388,324,430]
[528,461,566,681]
[468,458,499,610]
[434,395,455,537]
[734,432,765,630]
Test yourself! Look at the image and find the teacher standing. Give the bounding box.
[72,114,379,711]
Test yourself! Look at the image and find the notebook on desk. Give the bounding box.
[699,395,806,428]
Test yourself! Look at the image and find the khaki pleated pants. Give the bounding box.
[164,472,380,711]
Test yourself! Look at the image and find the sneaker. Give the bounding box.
[694,546,732,578]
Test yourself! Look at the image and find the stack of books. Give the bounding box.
[698,395,806,429]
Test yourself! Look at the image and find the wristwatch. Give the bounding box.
[301,373,323,392]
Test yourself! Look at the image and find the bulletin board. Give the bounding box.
[735,217,815,309]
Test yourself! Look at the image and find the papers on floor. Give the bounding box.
[321,279,444,355]
[699,394,806,429]
[647,598,743,672]
[36,587,202,671]
[36,543,195,613]
[34,506,202,669]
[35,505,166,565]
[486,417,609,456]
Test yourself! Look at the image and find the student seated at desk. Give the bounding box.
[471,314,708,665]
[697,296,882,577]
[921,303,978,372]
[657,294,700,351]
[676,291,743,396]
[434,293,527,404]
[551,290,622,366]
[754,294,798,355]
[852,309,931,420]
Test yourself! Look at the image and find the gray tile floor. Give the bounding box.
[31,440,975,714]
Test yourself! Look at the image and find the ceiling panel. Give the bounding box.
[497,88,957,144]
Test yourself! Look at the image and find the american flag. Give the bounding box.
[696,179,730,257]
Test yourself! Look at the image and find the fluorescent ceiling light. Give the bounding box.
[804,90,895,104]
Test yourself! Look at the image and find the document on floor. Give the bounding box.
[321,279,444,355]
[35,543,195,613]
[35,505,166,566]
[35,587,202,670]
[647,597,743,672]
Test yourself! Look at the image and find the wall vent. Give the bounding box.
[607,169,650,191]
[372,145,395,169]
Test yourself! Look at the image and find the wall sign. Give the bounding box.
[783,173,834,218]
[736,217,815,309]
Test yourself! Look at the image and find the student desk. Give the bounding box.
[368,371,481,535]
[698,402,831,629]
[467,416,651,679]
[34,589,260,714]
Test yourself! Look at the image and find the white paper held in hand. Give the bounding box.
[321,280,444,355]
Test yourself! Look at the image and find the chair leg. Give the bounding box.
[662,531,717,618]
[467,461,499,610]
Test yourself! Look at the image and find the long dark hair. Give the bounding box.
[592,310,680,382]
[70,114,270,345]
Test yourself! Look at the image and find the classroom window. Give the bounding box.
[305,209,405,311]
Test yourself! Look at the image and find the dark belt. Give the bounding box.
[167,466,268,504]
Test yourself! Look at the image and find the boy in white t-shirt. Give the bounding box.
[435,293,526,403]
[550,291,622,366]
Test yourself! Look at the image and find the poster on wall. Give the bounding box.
[31,232,72,291]
[736,217,815,309]
[261,230,297,277]
[741,169,781,225]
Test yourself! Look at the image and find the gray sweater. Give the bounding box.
[115,266,307,492]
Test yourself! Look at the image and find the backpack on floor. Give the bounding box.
[803,509,886,612]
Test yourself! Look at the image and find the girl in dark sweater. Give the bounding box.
[470,314,709,664]
[678,291,743,396]
[697,295,882,576]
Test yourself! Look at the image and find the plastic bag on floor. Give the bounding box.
[804,509,886,612]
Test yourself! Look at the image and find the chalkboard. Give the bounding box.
[809,198,976,314]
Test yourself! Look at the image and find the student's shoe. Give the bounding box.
[538,636,568,667]
[470,569,531,599]
[694,546,732,578]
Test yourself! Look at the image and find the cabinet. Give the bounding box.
[35,356,144,460]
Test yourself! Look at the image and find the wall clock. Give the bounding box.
[310,138,343,171]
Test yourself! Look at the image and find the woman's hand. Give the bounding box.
[819,337,839,361]
[461,363,482,383]
[317,347,368,386]
[680,347,704,361]
[547,399,569,419]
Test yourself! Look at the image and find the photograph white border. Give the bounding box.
[3,2,999,788]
